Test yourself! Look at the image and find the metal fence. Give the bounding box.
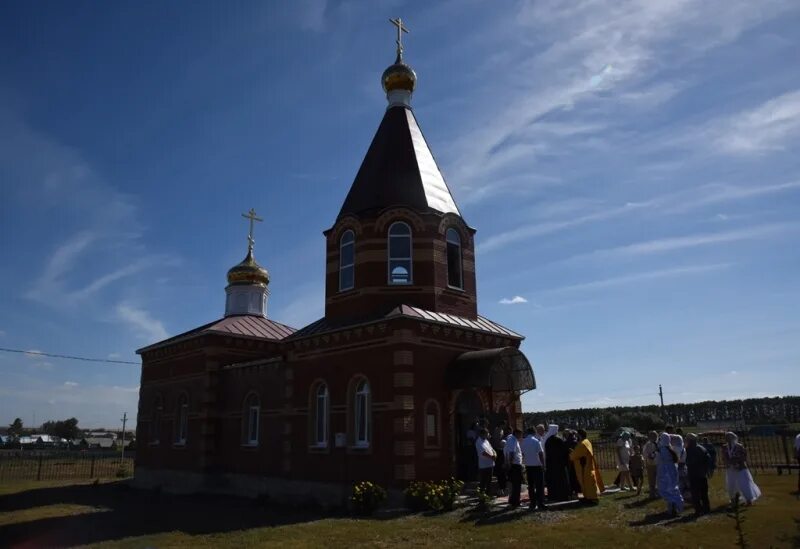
[591,433,796,471]
[0,451,134,482]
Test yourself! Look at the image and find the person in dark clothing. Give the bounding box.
[565,430,581,497]
[495,439,507,496]
[545,427,572,502]
[685,433,711,514]
[702,436,717,478]
[505,428,524,508]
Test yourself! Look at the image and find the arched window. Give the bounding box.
[175,393,189,445]
[424,399,441,448]
[354,378,371,447]
[243,393,260,446]
[312,383,329,447]
[150,395,163,445]
[339,230,355,291]
[446,228,463,289]
[388,222,412,285]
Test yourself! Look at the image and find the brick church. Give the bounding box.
[134,24,535,504]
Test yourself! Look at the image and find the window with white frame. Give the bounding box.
[354,379,371,447]
[175,393,189,445]
[388,222,412,285]
[339,230,355,291]
[446,228,463,289]
[244,393,260,446]
[313,383,329,447]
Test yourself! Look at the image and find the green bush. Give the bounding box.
[115,465,130,478]
[349,481,387,515]
[475,488,493,510]
[404,478,464,512]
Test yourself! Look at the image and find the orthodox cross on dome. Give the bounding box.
[241,208,263,253]
[389,17,409,59]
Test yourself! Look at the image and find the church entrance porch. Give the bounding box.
[453,389,484,481]
[447,347,536,482]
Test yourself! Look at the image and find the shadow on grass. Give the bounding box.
[628,504,729,528]
[0,481,334,547]
[459,499,590,526]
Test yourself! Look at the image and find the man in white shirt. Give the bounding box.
[521,427,546,510]
[475,428,496,495]
[504,428,524,507]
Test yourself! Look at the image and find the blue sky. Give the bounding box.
[1,1,799,428]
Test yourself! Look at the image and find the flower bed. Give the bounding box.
[404,478,465,512]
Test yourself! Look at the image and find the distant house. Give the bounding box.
[80,437,118,450]
[696,420,745,431]
[88,431,117,440]
[0,435,10,446]
[30,434,66,447]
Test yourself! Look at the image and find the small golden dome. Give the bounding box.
[382,56,417,93]
[227,249,269,286]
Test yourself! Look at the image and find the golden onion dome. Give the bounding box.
[382,54,417,93]
[226,249,269,286]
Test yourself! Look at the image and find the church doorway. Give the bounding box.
[454,389,484,481]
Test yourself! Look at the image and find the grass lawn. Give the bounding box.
[0,472,798,547]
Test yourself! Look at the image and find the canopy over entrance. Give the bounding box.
[447,347,535,393]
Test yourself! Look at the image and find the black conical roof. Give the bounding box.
[337,106,461,220]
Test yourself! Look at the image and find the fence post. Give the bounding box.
[36,455,43,481]
[90,455,96,478]
[780,433,790,465]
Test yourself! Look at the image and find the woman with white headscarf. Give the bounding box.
[722,432,761,506]
[656,432,683,516]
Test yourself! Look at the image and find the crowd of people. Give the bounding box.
[473,421,769,516]
[473,423,604,511]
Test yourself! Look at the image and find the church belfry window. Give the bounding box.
[446,228,463,289]
[339,230,355,291]
[388,222,412,285]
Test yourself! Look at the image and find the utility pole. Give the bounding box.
[120,412,127,464]
[658,384,665,420]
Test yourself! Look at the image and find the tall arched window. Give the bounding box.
[150,395,163,446]
[446,228,463,289]
[424,399,441,448]
[339,230,355,291]
[175,393,189,445]
[312,383,329,447]
[388,222,412,285]
[243,393,260,446]
[354,379,371,447]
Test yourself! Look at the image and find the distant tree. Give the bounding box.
[42,417,81,440]
[620,411,664,433]
[8,418,23,438]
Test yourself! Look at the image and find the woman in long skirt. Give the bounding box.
[657,433,684,516]
[722,432,761,505]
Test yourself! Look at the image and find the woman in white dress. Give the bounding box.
[722,432,761,506]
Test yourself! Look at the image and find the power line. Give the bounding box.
[0,347,139,365]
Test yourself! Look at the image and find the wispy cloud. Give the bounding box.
[565,223,795,263]
[444,0,793,198]
[711,89,800,154]
[545,263,732,294]
[116,304,168,342]
[482,180,800,253]
[499,295,528,305]
[480,201,651,253]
